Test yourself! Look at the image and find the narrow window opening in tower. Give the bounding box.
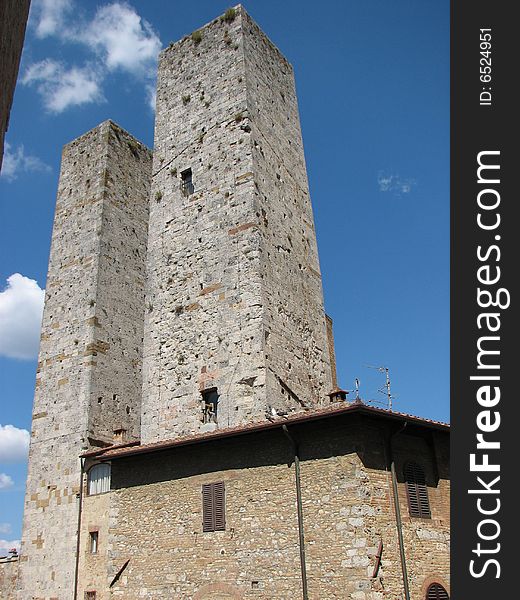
[201,387,218,424]
[181,168,194,196]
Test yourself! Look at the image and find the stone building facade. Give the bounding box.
[15,6,450,599]
[78,403,449,599]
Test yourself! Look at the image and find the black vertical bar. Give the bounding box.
[282,425,309,600]
[451,1,516,598]
[73,459,85,600]
[391,459,411,600]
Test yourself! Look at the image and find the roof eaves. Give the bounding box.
[81,402,449,461]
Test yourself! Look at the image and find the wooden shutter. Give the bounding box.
[404,462,431,518]
[202,484,214,532]
[202,482,225,532]
[213,482,226,530]
[426,583,449,600]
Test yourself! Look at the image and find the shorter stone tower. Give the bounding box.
[141,6,333,442]
[17,121,151,597]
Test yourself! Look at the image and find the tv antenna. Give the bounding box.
[365,365,396,410]
[354,377,360,400]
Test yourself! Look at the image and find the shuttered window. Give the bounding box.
[202,482,225,532]
[426,583,449,599]
[404,462,431,518]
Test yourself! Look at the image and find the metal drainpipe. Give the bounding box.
[388,423,411,600]
[282,424,309,600]
[73,458,85,600]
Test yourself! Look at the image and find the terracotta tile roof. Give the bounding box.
[81,400,449,461]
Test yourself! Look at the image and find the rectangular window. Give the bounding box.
[405,462,431,518]
[202,482,225,532]
[181,168,194,196]
[201,387,218,424]
[87,463,111,495]
[89,531,98,554]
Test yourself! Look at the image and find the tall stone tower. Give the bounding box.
[141,6,332,441]
[18,6,335,596]
[18,121,151,596]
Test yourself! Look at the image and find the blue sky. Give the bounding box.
[0,0,449,550]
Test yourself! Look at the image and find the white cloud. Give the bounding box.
[21,59,103,114]
[377,171,417,197]
[0,523,12,535]
[25,2,162,113]
[0,273,45,360]
[146,83,157,113]
[83,3,162,76]
[0,425,30,464]
[0,142,51,182]
[0,539,20,556]
[32,0,73,38]
[22,57,60,82]
[0,473,14,489]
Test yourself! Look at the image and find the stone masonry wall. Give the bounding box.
[392,431,450,596]
[78,416,449,599]
[0,558,19,600]
[141,6,332,442]
[301,420,450,599]
[77,487,111,598]
[242,9,332,413]
[18,121,151,598]
[87,123,151,442]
